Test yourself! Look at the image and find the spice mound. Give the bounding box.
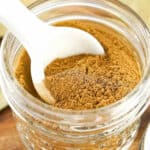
[15,20,141,110]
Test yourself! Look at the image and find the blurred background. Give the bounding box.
[121,0,150,27]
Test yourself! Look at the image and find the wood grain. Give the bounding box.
[0,108,26,150]
[0,107,149,150]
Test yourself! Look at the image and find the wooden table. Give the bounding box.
[0,107,149,150]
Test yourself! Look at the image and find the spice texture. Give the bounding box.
[15,20,141,110]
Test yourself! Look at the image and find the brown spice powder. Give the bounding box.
[15,20,141,110]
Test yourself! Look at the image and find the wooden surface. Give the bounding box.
[0,107,149,150]
[0,108,26,150]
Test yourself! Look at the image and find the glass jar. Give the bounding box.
[0,0,150,149]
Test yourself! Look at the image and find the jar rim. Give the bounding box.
[1,0,150,119]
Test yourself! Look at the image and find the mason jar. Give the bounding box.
[0,0,150,149]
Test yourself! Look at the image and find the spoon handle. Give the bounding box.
[0,0,48,52]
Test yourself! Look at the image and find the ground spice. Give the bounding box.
[15,20,141,110]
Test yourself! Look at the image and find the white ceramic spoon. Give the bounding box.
[0,0,104,104]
